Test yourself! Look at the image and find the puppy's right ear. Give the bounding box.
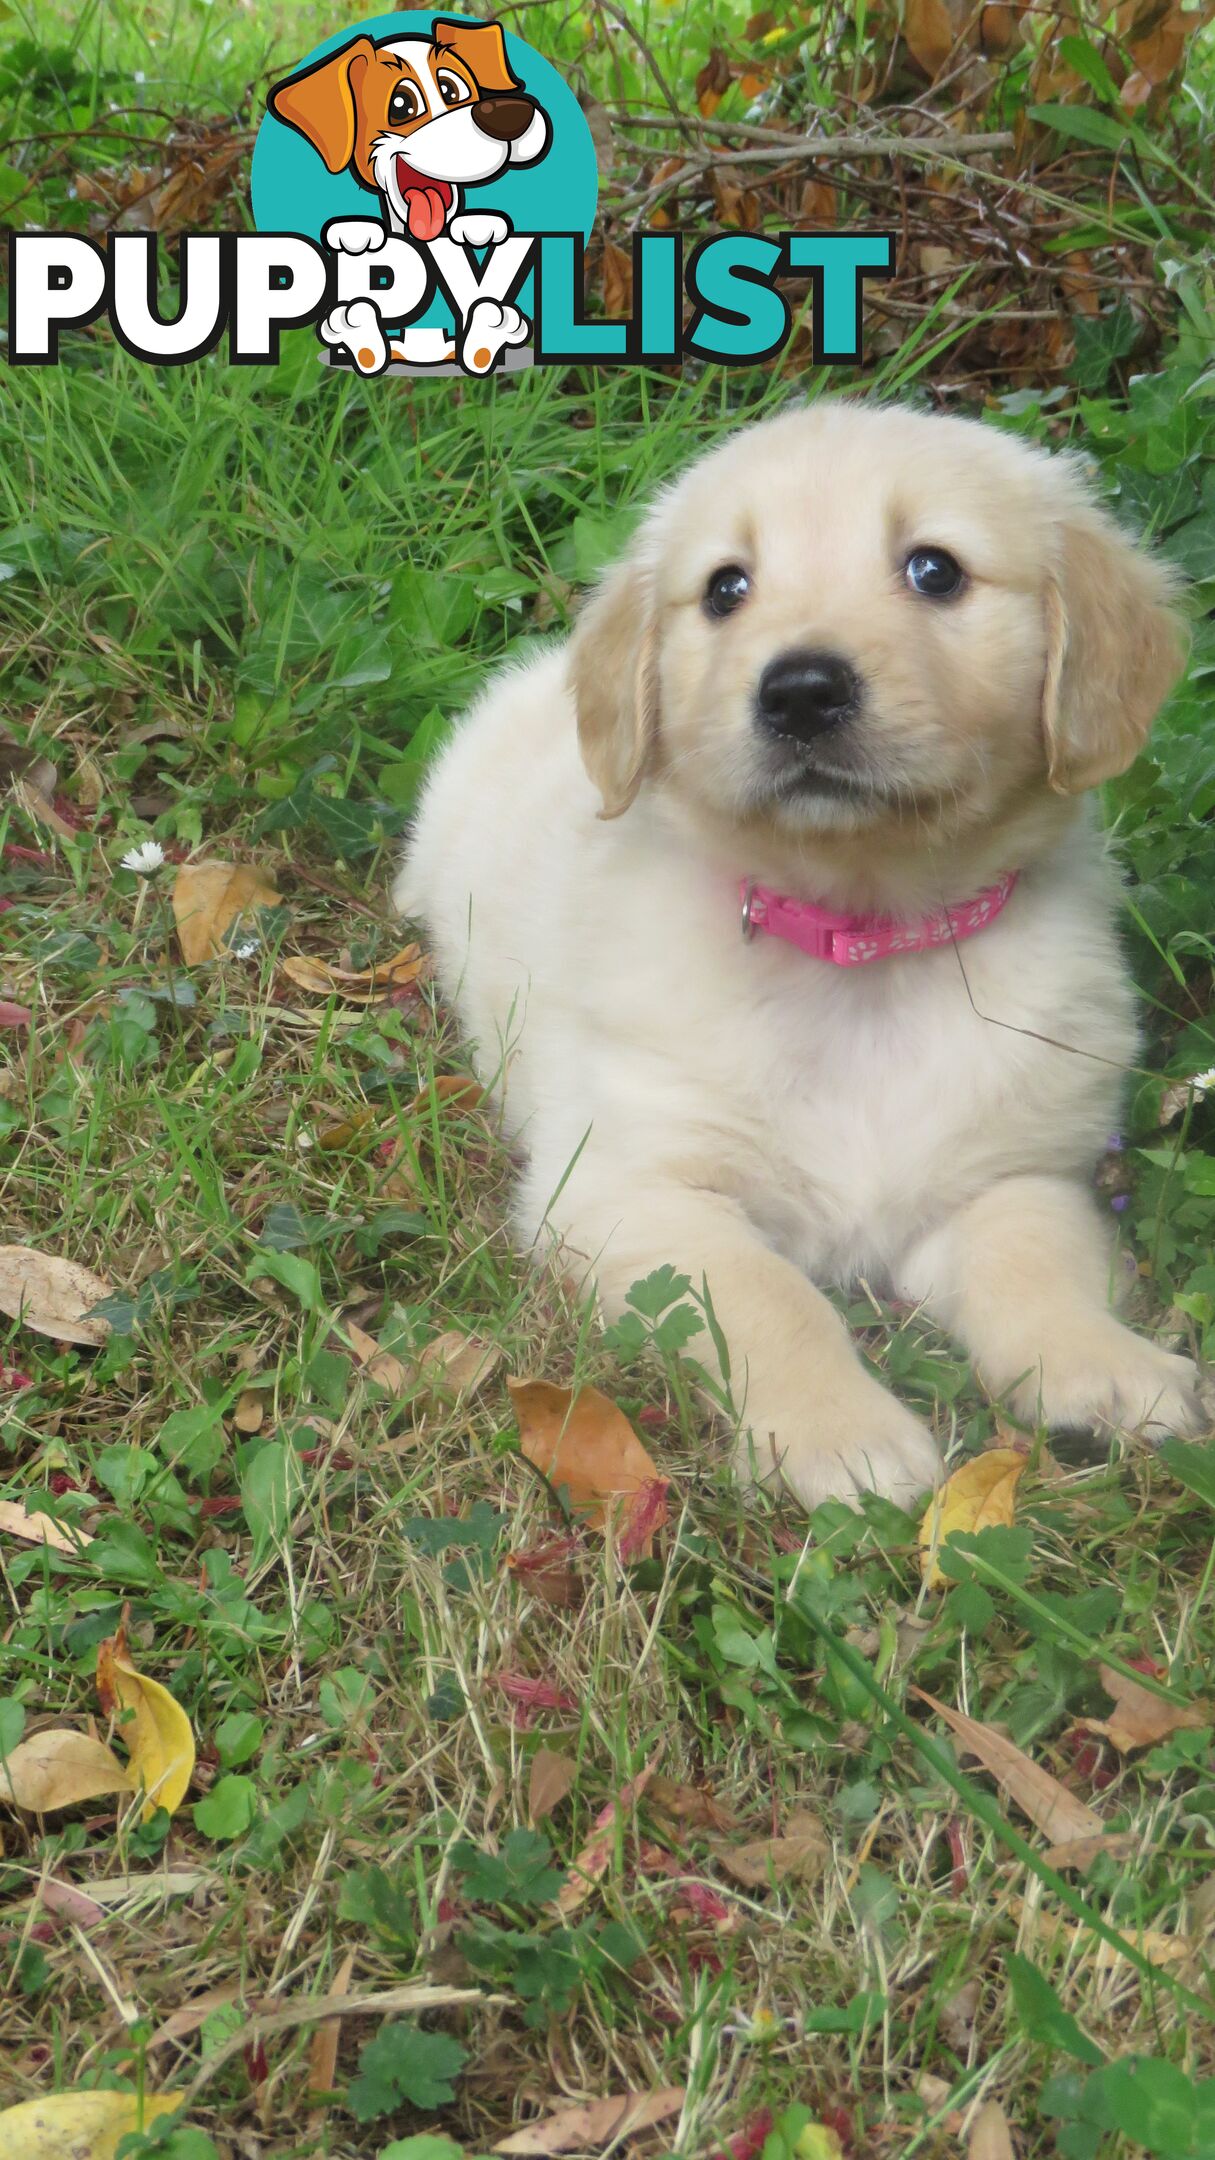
[268,37,376,174]
[567,557,661,820]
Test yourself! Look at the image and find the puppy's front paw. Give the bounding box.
[1013,1322,1208,1443]
[320,300,387,376]
[736,1379,941,1512]
[449,211,511,248]
[321,217,388,255]
[461,298,529,375]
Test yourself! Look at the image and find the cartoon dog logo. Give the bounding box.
[268,16,551,374]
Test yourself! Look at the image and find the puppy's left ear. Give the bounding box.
[432,17,520,93]
[568,556,661,820]
[268,36,375,173]
[1043,496,1186,793]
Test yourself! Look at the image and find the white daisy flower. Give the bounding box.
[232,936,260,960]
[1191,1067,1215,1098]
[119,840,166,875]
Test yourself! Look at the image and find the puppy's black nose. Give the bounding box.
[756,649,860,742]
[473,95,536,142]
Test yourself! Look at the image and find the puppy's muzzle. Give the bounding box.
[472,94,538,142]
[755,648,860,744]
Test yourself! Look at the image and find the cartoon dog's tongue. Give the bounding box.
[396,157,453,242]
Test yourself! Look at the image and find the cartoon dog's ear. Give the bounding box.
[568,554,661,820]
[431,16,521,94]
[1041,488,1186,795]
[268,35,376,173]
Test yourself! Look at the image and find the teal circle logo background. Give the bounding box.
[251,10,598,337]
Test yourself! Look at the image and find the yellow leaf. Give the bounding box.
[0,1499,93,1553]
[96,1619,195,1823]
[0,2090,184,2159]
[0,1729,132,1813]
[0,1245,113,1347]
[919,1447,1028,1589]
[171,861,281,965]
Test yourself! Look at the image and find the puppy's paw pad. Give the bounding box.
[449,211,511,248]
[321,217,387,255]
[460,298,529,374]
[320,300,387,375]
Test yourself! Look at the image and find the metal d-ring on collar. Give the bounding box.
[740,878,758,941]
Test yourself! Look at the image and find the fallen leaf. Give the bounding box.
[528,1748,577,1826]
[34,1877,106,1927]
[14,778,79,842]
[649,1777,736,1833]
[509,1377,666,1541]
[601,240,632,318]
[1040,1830,1137,1871]
[233,1390,264,1435]
[144,1982,244,2051]
[406,1071,484,1118]
[1009,1891,1193,1970]
[0,1245,112,1346]
[557,1757,658,1914]
[919,1447,1028,1589]
[0,1499,92,1553]
[493,2085,686,2154]
[0,999,32,1027]
[172,861,281,965]
[417,1329,502,1404]
[494,1673,579,1716]
[716,1809,829,1889]
[0,2092,185,2159]
[96,1614,195,1822]
[903,0,958,76]
[506,1535,582,1611]
[307,1946,357,2118]
[0,1729,133,1812]
[969,2100,1015,2159]
[1083,1664,1209,1753]
[281,944,424,1002]
[618,1476,671,1561]
[913,1691,1104,1845]
[346,1318,410,1394]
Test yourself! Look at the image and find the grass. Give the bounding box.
[3,1,1215,2156]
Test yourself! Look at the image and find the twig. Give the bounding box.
[181,1983,505,2101]
[617,132,1016,219]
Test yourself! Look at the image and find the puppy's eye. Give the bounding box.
[704,565,751,619]
[388,82,423,124]
[436,69,471,107]
[905,547,966,599]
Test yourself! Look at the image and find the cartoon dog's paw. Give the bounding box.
[321,217,388,255]
[448,211,512,248]
[320,300,388,376]
[461,298,529,375]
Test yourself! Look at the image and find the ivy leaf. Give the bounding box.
[346,2023,468,2121]
[451,1828,565,1908]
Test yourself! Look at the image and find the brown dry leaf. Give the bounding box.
[1009,1891,1192,1971]
[650,1777,736,1833]
[405,1072,484,1117]
[346,1319,410,1394]
[172,861,281,965]
[14,779,78,841]
[913,1690,1103,1845]
[601,240,633,318]
[144,1982,245,2051]
[969,2101,1016,2160]
[0,2091,185,2159]
[1041,1830,1137,1871]
[716,1808,828,1889]
[798,178,838,226]
[509,1377,664,1539]
[316,1107,378,1151]
[0,1499,93,1553]
[416,1329,503,1404]
[903,0,958,76]
[280,944,424,1002]
[307,1947,357,2113]
[1084,1664,1209,1754]
[557,1757,658,1915]
[695,46,732,116]
[528,1747,578,1826]
[493,2085,686,2154]
[97,1616,196,1822]
[0,1729,133,1812]
[0,1245,113,1346]
[233,1390,264,1435]
[919,1447,1028,1590]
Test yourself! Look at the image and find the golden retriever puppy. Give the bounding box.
[397,401,1206,1507]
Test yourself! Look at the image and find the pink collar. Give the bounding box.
[739,869,1018,966]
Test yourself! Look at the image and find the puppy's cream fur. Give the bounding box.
[397,402,1205,1507]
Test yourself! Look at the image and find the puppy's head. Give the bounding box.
[569,404,1185,848]
[269,21,550,235]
